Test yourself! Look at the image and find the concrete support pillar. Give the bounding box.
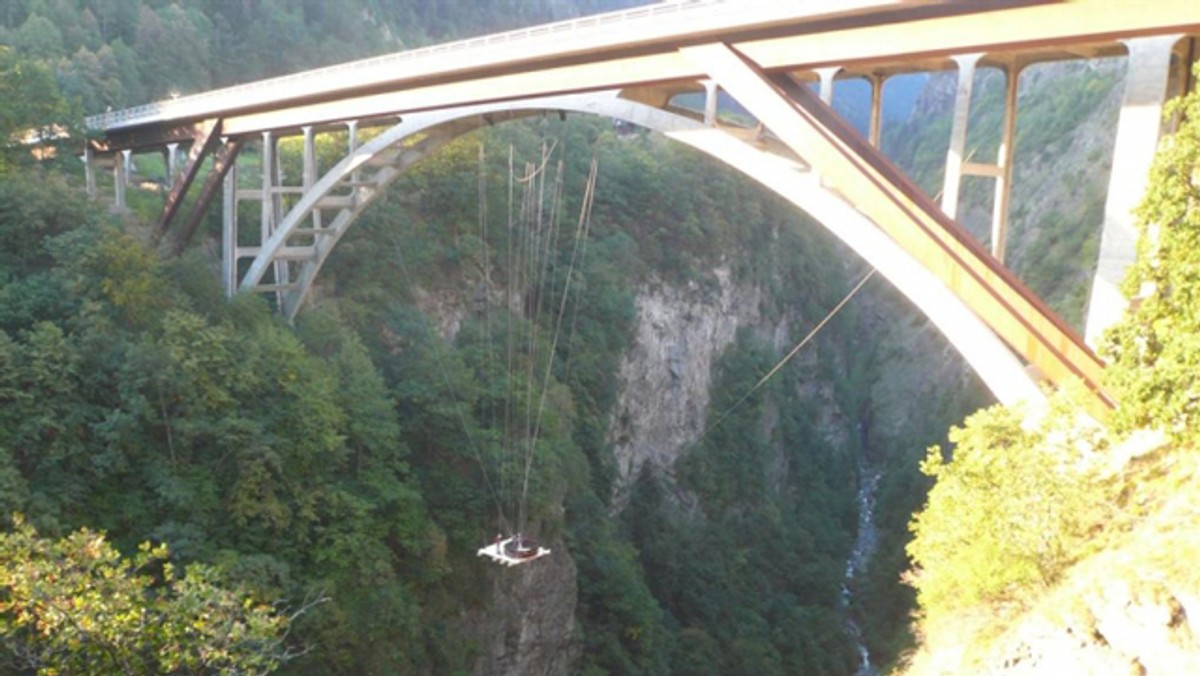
[223,160,238,297]
[703,80,719,126]
[302,126,322,232]
[259,132,275,243]
[114,151,128,209]
[83,146,97,198]
[302,126,316,189]
[1085,35,1179,347]
[942,53,982,219]
[346,120,360,184]
[815,66,840,105]
[165,142,180,185]
[868,73,884,148]
[273,143,285,237]
[259,131,288,293]
[990,64,1020,262]
[121,149,133,185]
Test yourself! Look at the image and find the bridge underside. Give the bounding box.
[83,0,1200,415]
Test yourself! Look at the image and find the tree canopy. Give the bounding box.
[1104,67,1200,438]
[1,515,303,676]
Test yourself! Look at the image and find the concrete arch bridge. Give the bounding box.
[81,0,1200,416]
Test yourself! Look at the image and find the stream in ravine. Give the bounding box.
[841,424,881,676]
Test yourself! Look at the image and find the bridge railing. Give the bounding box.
[85,0,753,132]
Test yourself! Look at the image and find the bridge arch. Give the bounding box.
[239,91,1043,407]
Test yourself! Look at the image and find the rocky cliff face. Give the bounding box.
[464,534,581,676]
[606,266,787,504]
[983,577,1200,675]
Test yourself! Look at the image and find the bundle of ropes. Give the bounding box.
[395,126,873,569]
[493,141,598,542]
[393,134,597,565]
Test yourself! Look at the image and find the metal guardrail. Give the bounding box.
[85,0,741,131]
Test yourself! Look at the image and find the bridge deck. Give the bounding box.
[88,0,1200,144]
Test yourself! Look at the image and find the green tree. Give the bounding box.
[906,396,1107,624]
[0,515,303,675]
[0,46,67,170]
[11,14,63,60]
[1104,65,1200,438]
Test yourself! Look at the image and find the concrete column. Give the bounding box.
[302,126,316,188]
[815,66,840,105]
[347,120,360,184]
[273,134,289,292]
[703,80,719,126]
[122,149,133,186]
[258,131,289,294]
[942,53,983,219]
[83,146,97,198]
[991,64,1020,262]
[165,142,180,185]
[223,160,238,297]
[114,152,127,209]
[868,73,884,148]
[272,141,285,238]
[1085,35,1179,347]
[260,131,275,244]
[302,125,322,231]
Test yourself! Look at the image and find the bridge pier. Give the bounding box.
[114,150,129,209]
[1085,35,1183,348]
[941,54,982,222]
[346,121,361,183]
[990,61,1019,263]
[867,73,884,148]
[222,160,238,297]
[83,146,96,198]
[261,131,289,303]
[165,142,180,185]
[815,67,840,105]
[703,80,719,126]
[940,54,1020,263]
[302,126,322,233]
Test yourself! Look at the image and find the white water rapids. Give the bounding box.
[841,439,881,676]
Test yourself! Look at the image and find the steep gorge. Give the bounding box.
[324,56,1132,670]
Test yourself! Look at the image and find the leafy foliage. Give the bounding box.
[907,396,1108,624]
[1,516,299,675]
[1104,66,1200,437]
[0,46,67,172]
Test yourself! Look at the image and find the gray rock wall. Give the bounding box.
[606,266,774,505]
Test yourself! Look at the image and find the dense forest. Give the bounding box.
[0,1,1148,675]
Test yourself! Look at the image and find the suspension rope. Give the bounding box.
[503,146,517,524]
[478,141,503,529]
[473,135,593,536]
[695,268,877,445]
[520,155,598,533]
[390,239,507,527]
